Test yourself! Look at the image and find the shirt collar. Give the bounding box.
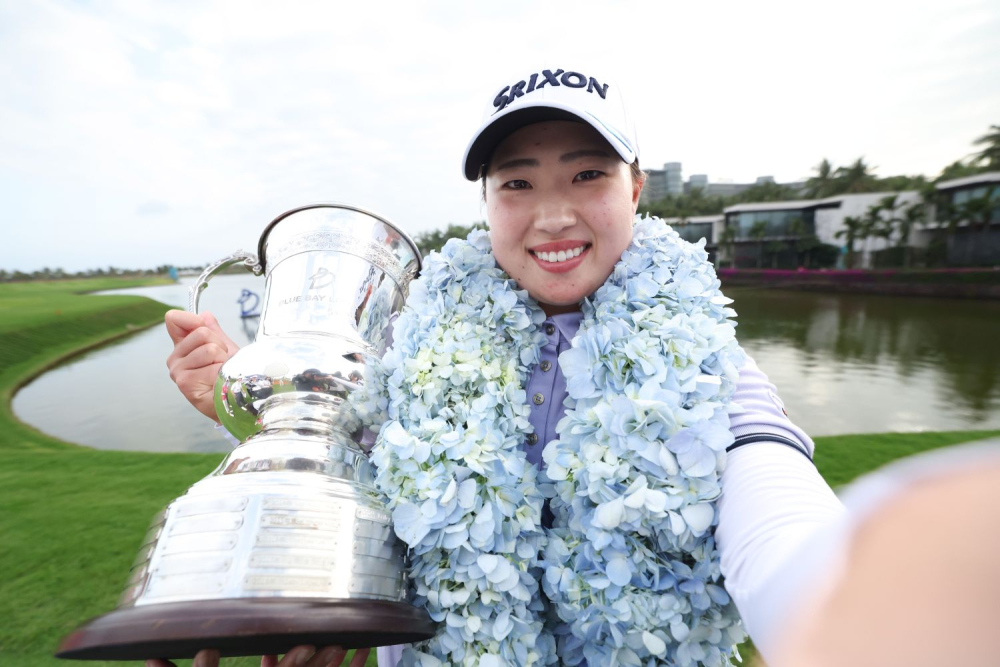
[549,311,583,343]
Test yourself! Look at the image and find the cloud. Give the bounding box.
[136,201,171,216]
[1,0,999,271]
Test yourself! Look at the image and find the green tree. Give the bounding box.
[937,159,982,182]
[805,158,836,199]
[730,181,800,204]
[413,222,485,256]
[874,174,928,192]
[834,157,880,194]
[749,220,768,269]
[897,200,926,268]
[863,197,904,268]
[641,189,729,218]
[835,216,866,268]
[789,216,820,268]
[718,225,737,269]
[970,124,1000,170]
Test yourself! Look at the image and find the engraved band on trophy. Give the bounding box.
[57,203,435,660]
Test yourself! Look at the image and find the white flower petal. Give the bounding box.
[680,503,715,535]
[642,631,667,656]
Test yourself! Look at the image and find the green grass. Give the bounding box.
[1,279,997,666]
[0,279,373,667]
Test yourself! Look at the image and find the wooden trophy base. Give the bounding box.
[56,598,437,661]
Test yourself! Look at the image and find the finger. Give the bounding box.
[192,649,221,667]
[168,343,229,382]
[202,311,241,356]
[262,655,279,667]
[276,645,317,666]
[304,646,346,667]
[145,660,176,667]
[165,310,207,344]
[167,328,228,369]
[349,648,370,667]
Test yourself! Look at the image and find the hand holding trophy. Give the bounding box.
[57,204,434,660]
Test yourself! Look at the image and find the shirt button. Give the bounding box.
[533,393,545,405]
[540,360,552,372]
[526,433,538,446]
[545,324,556,336]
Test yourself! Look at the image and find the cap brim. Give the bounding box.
[462,101,636,181]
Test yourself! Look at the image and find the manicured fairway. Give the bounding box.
[1,279,996,666]
[0,279,373,667]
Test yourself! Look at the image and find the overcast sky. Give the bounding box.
[2,0,998,272]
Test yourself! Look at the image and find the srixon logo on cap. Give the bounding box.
[492,69,609,114]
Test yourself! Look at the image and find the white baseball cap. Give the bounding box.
[462,67,639,181]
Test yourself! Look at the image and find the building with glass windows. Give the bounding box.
[721,192,926,268]
[663,215,723,245]
[937,172,1000,216]
[662,215,725,263]
[649,172,999,268]
[932,172,1000,265]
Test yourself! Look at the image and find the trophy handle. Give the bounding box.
[189,251,264,314]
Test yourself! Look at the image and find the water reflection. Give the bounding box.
[10,281,1000,451]
[12,275,264,453]
[731,289,1000,432]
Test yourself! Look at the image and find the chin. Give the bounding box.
[534,291,589,314]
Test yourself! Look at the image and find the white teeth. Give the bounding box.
[536,246,586,263]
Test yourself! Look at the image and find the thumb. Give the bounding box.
[201,311,240,356]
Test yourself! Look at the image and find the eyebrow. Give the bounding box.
[493,149,613,173]
[559,149,613,162]
[493,157,539,172]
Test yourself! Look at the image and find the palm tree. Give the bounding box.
[970,124,1000,170]
[897,201,926,268]
[835,216,866,268]
[834,158,879,194]
[749,220,768,269]
[718,225,737,269]
[864,197,903,268]
[789,217,820,268]
[805,158,836,199]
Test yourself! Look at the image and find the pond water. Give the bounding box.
[13,275,265,453]
[12,278,1000,453]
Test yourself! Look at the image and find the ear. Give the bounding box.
[630,173,644,214]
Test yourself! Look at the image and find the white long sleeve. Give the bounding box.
[715,443,845,657]
[715,357,845,660]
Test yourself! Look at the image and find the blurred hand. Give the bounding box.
[144,645,370,667]
[165,310,239,423]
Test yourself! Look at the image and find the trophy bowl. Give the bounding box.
[56,204,436,660]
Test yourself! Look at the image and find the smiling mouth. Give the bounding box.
[531,244,591,264]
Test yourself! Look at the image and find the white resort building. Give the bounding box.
[665,171,1000,268]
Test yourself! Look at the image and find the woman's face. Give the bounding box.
[485,121,641,314]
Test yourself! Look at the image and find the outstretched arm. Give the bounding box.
[715,356,845,658]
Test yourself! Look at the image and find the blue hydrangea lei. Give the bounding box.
[370,215,747,666]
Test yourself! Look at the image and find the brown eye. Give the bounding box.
[504,179,530,190]
[575,170,603,182]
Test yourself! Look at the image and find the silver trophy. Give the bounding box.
[58,204,435,660]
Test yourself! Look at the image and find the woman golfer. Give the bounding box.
[159,66,843,667]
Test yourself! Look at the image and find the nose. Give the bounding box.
[533,197,576,235]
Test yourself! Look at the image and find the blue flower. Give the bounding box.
[377,215,745,666]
